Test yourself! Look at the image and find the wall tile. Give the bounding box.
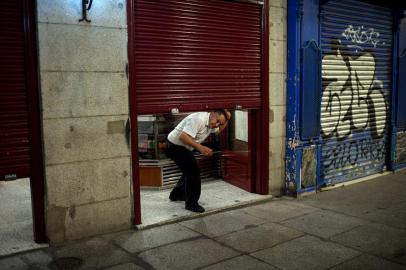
[38,0,127,28]
[269,40,287,73]
[41,72,128,119]
[65,197,132,241]
[43,116,130,165]
[38,24,127,72]
[269,7,287,41]
[46,157,131,207]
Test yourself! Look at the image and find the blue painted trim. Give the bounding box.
[300,40,322,140]
[391,10,406,169]
[285,0,302,194]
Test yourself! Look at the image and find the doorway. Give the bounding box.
[136,109,270,227]
[127,0,269,225]
[0,0,46,253]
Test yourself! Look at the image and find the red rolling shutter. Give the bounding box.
[0,1,31,179]
[133,0,262,114]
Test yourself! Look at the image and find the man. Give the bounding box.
[166,109,231,213]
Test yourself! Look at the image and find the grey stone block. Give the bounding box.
[330,223,406,265]
[269,73,287,106]
[269,40,287,73]
[21,250,53,269]
[269,6,287,41]
[201,255,278,270]
[269,0,287,8]
[41,72,128,119]
[241,200,319,223]
[281,210,365,238]
[0,257,29,270]
[329,254,406,270]
[43,116,130,165]
[64,197,132,241]
[38,24,127,72]
[138,238,239,270]
[113,224,200,253]
[38,0,127,28]
[46,157,131,207]
[180,209,265,238]
[104,263,145,270]
[50,237,134,270]
[251,235,360,270]
[215,222,304,253]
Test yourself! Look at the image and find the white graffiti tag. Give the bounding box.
[342,25,380,48]
[320,48,387,140]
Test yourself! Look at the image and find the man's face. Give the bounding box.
[209,113,226,129]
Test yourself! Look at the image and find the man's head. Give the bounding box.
[208,109,230,129]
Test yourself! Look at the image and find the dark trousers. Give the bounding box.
[166,141,201,206]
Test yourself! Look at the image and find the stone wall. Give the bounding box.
[37,0,131,244]
[268,0,287,195]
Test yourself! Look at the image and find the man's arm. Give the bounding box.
[179,132,213,156]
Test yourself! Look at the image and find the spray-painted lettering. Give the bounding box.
[342,25,380,48]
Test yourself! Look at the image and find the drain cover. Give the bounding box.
[49,257,83,270]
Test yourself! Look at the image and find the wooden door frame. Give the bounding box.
[127,0,269,225]
[24,0,46,243]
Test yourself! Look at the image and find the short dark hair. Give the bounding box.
[214,109,230,121]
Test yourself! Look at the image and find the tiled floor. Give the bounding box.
[140,179,272,228]
[0,179,47,257]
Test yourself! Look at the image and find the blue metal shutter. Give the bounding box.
[320,0,393,185]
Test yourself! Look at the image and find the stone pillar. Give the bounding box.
[37,0,131,244]
[268,0,287,196]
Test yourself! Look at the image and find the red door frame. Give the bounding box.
[24,0,46,243]
[127,0,269,225]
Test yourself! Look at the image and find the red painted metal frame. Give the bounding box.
[127,0,142,225]
[127,0,270,224]
[24,0,46,243]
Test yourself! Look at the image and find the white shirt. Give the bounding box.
[167,112,219,151]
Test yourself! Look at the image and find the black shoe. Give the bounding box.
[169,193,185,201]
[185,204,205,213]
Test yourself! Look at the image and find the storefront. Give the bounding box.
[127,0,269,223]
[286,0,406,194]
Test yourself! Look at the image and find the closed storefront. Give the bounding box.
[286,0,406,194]
[319,0,392,185]
[0,1,31,179]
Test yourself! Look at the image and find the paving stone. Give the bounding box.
[331,223,406,265]
[0,220,47,257]
[329,254,406,270]
[104,263,145,270]
[21,250,53,269]
[360,202,406,230]
[113,224,200,253]
[138,238,239,270]
[201,255,278,270]
[215,222,304,253]
[50,237,134,270]
[180,209,265,237]
[0,257,28,270]
[251,235,360,270]
[241,199,319,223]
[280,210,365,238]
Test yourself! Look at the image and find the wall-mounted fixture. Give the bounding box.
[79,0,93,23]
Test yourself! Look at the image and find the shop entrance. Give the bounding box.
[0,0,46,251]
[136,109,268,227]
[127,0,269,225]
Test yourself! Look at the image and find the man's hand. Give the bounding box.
[198,145,213,157]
